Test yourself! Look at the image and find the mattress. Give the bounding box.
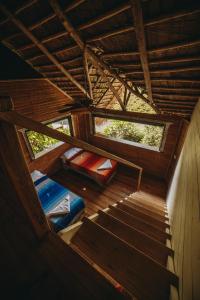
[34,175,85,232]
[62,148,118,185]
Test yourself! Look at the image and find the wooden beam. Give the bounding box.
[112,55,200,68]
[105,84,124,109]
[79,3,131,31]
[150,55,200,66]
[157,103,195,109]
[83,47,93,99]
[94,78,115,106]
[87,26,134,43]
[152,87,200,94]
[102,39,200,59]
[1,0,85,38]
[131,0,154,107]
[0,4,91,99]
[153,93,198,100]
[49,0,153,109]
[90,61,126,110]
[150,66,200,74]
[145,5,200,27]
[92,107,182,122]
[0,0,37,26]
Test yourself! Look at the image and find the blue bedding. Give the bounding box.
[34,175,85,232]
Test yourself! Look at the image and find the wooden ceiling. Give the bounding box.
[0,0,199,117]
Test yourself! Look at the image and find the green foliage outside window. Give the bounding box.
[26,120,70,156]
[96,119,164,149]
[98,93,163,149]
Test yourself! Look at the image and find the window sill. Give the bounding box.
[32,141,64,160]
[94,133,161,152]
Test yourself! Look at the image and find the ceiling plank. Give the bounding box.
[0,3,90,100]
[131,0,154,107]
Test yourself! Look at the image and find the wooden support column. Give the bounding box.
[0,96,49,238]
[83,47,93,99]
[131,0,154,106]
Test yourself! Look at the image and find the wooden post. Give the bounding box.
[131,0,154,105]
[83,47,93,99]
[0,96,49,239]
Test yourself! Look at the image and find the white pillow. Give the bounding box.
[31,170,45,182]
[61,147,83,162]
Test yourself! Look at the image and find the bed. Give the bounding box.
[31,171,85,232]
[61,147,118,186]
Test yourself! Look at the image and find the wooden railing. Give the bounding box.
[0,97,143,190]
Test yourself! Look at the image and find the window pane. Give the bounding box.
[26,118,71,157]
[94,117,164,150]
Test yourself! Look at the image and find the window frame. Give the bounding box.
[92,112,169,152]
[23,115,73,160]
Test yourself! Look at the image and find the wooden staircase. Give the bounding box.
[59,193,178,300]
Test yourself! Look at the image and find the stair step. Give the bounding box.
[108,205,171,243]
[96,210,173,266]
[70,243,133,300]
[47,233,128,300]
[117,202,170,230]
[129,194,167,211]
[125,198,168,219]
[71,217,178,300]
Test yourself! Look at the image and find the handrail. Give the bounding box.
[0,109,143,190]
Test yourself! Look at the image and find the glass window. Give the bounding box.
[25,117,72,158]
[94,116,165,151]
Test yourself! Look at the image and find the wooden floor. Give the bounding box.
[52,166,167,217]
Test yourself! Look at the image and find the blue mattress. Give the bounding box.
[34,175,85,232]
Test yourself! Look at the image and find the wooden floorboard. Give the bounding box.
[52,166,167,217]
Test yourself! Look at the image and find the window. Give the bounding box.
[25,117,72,159]
[93,116,165,151]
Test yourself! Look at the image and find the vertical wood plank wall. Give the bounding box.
[167,100,200,300]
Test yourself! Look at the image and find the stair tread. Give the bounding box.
[117,202,170,230]
[125,198,168,219]
[129,194,167,210]
[71,217,178,300]
[47,233,128,300]
[70,243,133,300]
[96,210,173,266]
[108,205,171,243]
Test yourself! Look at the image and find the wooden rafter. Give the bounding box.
[111,55,200,68]
[48,0,152,109]
[49,0,127,110]
[83,47,93,99]
[89,60,126,110]
[2,2,131,43]
[0,3,91,100]
[102,39,200,59]
[94,79,115,106]
[131,0,153,106]
[0,0,85,28]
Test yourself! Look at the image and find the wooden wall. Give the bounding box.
[0,79,72,174]
[87,111,187,180]
[167,100,200,300]
[0,79,72,121]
